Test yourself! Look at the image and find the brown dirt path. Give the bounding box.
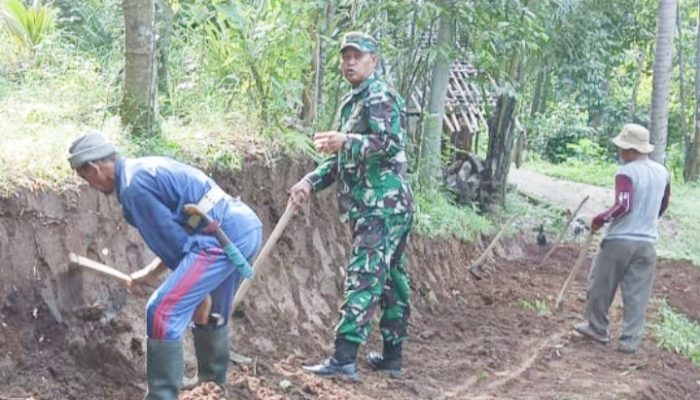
[219,243,700,400]
[508,167,613,219]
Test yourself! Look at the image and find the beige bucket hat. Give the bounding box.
[611,123,654,154]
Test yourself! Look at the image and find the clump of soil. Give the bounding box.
[180,382,225,400]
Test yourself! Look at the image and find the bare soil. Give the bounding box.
[1,158,698,400]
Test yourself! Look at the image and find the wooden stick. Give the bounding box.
[552,231,596,312]
[540,195,590,266]
[69,253,132,283]
[232,201,296,312]
[468,216,517,279]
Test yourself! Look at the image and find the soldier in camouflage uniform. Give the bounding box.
[290,32,414,381]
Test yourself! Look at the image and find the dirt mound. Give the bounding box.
[179,382,225,400]
[1,157,699,399]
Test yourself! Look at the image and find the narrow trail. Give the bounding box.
[508,166,672,238]
[508,167,612,218]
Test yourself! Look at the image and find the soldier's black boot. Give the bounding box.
[367,341,402,379]
[302,337,359,381]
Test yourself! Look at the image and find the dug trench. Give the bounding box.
[1,157,699,400]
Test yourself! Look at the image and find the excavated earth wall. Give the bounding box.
[0,157,476,399]
[2,157,700,400]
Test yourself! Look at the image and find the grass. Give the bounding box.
[502,189,567,236]
[519,298,550,316]
[0,32,119,193]
[657,183,700,266]
[651,300,700,365]
[0,28,310,194]
[525,157,616,188]
[413,186,493,242]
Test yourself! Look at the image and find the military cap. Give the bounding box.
[340,31,378,53]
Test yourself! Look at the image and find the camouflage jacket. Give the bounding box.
[304,73,414,223]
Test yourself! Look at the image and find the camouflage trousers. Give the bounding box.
[334,212,413,346]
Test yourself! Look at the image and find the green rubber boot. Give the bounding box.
[193,325,230,385]
[145,338,184,400]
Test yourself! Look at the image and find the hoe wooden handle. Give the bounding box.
[553,231,596,311]
[232,201,296,312]
[69,253,132,283]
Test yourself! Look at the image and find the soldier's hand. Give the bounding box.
[289,179,312,206]
[313,131,347,153]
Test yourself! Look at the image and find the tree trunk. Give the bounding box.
[649,0,677,164]
[538,64,550,115]
[677,2,689,144]
[301,7,321,124]
[121,0,159,137]
[530,68,544,116]
[419,9,453,187]
[483,92,517,207]
[684,0,700,181]
[156,0,173,95]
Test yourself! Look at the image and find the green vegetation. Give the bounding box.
[0,0,57,52]
[413,187,493,241]
[652,300,700,365]
[657,183,700,266]
[502,189,567,233]
[519,298,551,317]
[525,157,617,188]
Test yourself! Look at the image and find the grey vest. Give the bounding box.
[606,158,669,243]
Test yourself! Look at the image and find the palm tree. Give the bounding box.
[684,0,700,181]
[649,0,677,164]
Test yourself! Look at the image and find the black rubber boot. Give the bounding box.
[367,341,402,379]
[145,338,184,400]
[193,325,230,385]
[302,337,359,381]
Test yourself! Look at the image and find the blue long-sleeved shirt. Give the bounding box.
[115,157,262,269]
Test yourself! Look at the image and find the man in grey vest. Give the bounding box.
[574,123,670,353]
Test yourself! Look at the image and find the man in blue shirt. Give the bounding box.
[68,132,263,399]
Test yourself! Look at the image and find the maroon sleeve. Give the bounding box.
[659,182,671,217]
[593,174,633,228]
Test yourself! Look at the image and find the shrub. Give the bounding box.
[1,0,57,52]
